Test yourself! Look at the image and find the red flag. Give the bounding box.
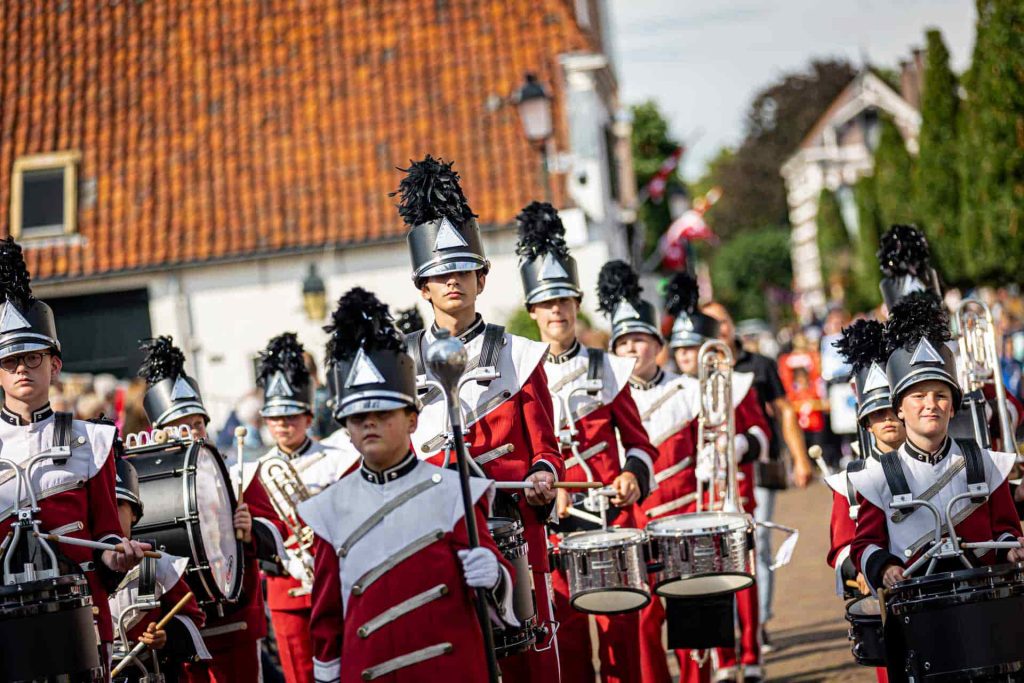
[644,146,684,202]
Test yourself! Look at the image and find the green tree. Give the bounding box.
[710,227,793,321]
[630,101,685,256]
[916,29,963,284]
[815,188,851,295]
[959,0,1024,282]
[695,60,857,239]
[872,117,916,228]
[849,174,883,312]
[506,308,540,341]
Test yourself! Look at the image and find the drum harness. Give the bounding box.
[880,439,1021,577]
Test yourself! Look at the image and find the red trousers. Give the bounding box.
[551,563,643,682]
[270,608,314,683]
[499,568,561,682]
[181,638,261,683]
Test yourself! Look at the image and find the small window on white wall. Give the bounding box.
[10,151,80,239]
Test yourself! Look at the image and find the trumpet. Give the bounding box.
[956,299,1019,458]
[695,340,740,513]
[258,455,316,596]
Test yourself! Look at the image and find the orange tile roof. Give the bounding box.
[0,0,603,281]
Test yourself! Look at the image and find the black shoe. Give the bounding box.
[760,626,774,654]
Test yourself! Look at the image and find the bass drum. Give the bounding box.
[0,575,104,682]
[129,439,243,605]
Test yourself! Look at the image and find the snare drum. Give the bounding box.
[128,439,244,605]
[646,511,754,597]
[558,528,650,614]
[0,575,104,682]
[487,517,537,658]
[885,563,1024,681]
[845,596,885,667]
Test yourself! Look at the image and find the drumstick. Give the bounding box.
[492,481,605,490]
[808,445,831,477]
[235,426,247,541]
[38,533,162,559]
[111,591,195,677]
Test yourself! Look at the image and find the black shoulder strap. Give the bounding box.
[955,438,988,502]
[137,554,158,602]
[845,459,867,507]
[406,330,426,377]
[480,324,505,370]
[50,412,74,464]
[880,450,912,499]
[586,348,604,396]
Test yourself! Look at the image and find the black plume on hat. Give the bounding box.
[390,155,477,227]
[395,306,424,335]
[833,319,886,371]
[325,287,406,363]
[138,336,186,385]
[256,332,307,390]
[515,201,570,260]
[0,237,33,311]
[884,291,951,355]
[878,225,931,278]
[597,260,643,315]
[664,272,700,317]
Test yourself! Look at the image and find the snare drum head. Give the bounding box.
[648,511,749,536]
[848,596,881,617]
[561,528,645,551]
[487,517,520,537]
[194,446,241,599]
[572,588,650,614]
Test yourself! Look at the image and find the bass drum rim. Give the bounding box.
[569,586,651,615]
[654,571,754,598]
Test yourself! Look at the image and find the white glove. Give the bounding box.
[285,553,310,581]
[458,547,500,590]
[695,444,715,481]
[734,433,750,461]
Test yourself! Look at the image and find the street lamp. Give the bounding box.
[302,263,327,322]
[515,73,553,201]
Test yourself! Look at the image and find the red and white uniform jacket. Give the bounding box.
[0,406,124,644]
[694,372,770,513]
[300,454,515,683]
[543,341,657,501]
[629,368,700,521]
[245,437,357,611]
[849,438,1018,593]
[824,454,882,595]
[109,554,210,663]
[409,318,563,571]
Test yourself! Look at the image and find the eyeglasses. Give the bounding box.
[0,352,50,373]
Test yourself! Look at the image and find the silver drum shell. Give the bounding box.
[559,528,651,614]
[647,511,754,597]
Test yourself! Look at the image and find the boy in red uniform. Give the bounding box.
[303,287,516,683]
[394,156,563,681]
[517,214,657,682]
[0,237,148,675]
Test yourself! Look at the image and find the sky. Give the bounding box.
[608,0,977,180]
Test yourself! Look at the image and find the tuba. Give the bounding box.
[956,299,1020,458]
[258,455,316,596]
[695,340,740,513]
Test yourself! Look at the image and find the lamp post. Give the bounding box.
[515,73,554,202]
[302,263,327,322]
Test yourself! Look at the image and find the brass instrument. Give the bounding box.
[695,340,740,513]
[258,455,316,596]
[956,299,1020,459]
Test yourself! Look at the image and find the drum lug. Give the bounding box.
[532,619,560,652]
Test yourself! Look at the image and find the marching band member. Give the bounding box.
[303,287,516,683]
[250,332,355,683]
[848,292,1024,597]
[516,210,657,682]
[393,156,563,681]
[671,290,770,683]
[0,237,148,676]
[605,269,700,683]
[826,320,904,600]
[109,456,210,681]
[135,336,269,683]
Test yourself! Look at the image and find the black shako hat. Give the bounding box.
[257,332,314,418]
[138,336,210,428]
[883,291,960,409]
[833,319,891,423]
[325,287,418,422]
[877,225,942,310]
[0,237,60,360]
[664,271,719,349]
[597,260,663,347]
[515,201,582,306]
